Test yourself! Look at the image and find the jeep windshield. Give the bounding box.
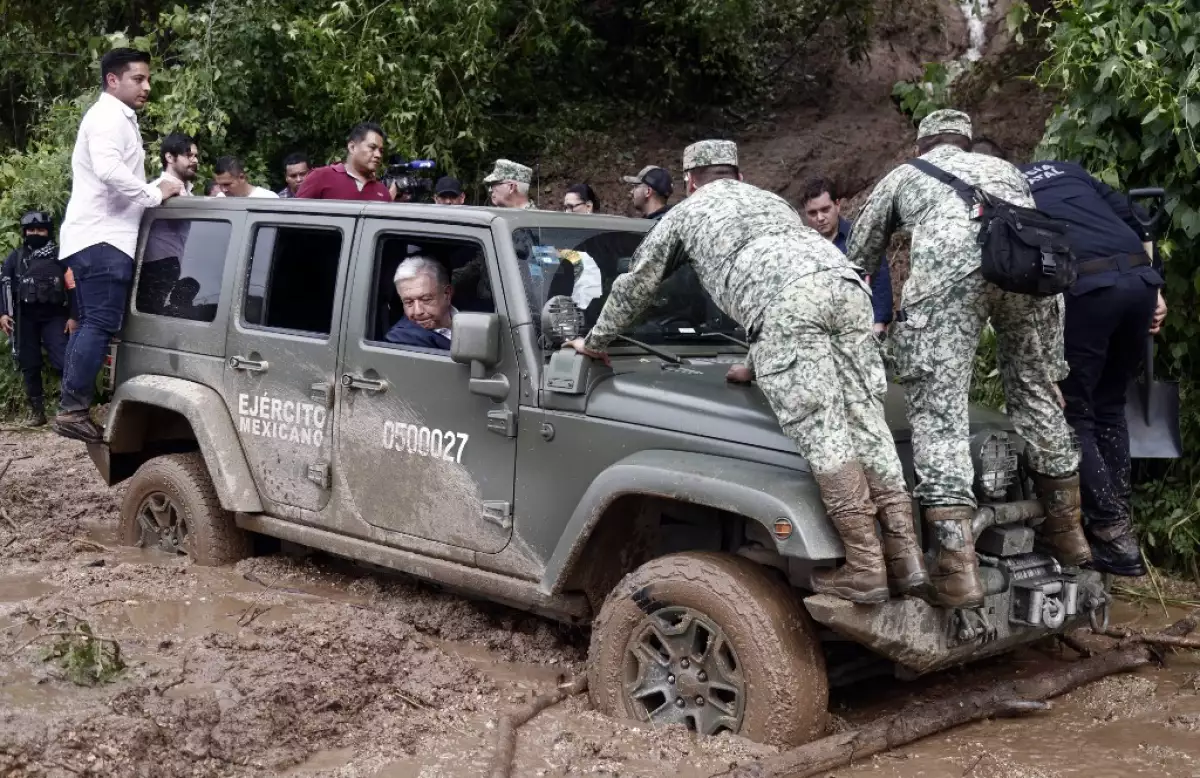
[511,225,744,350]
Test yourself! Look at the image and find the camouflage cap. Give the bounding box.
[683,140,738,172]
[483,159,533,185]
[917,109,973,141]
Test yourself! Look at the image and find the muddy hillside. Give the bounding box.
[2,432,1200,777]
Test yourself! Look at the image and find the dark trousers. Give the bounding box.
[15,309,69,403]
[1059,275,1159,527]
[60,243,133,413]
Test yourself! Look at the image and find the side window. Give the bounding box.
[367,234,494,349]
[135,219,231,322]
[243,226,343,337]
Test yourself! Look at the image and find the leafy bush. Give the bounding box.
[892,61,959,121]
[1036,0,1200,576]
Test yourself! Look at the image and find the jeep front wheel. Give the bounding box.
[587,551,828,747]
[119,453,249,566]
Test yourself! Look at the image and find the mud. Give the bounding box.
[5,430,1200,778]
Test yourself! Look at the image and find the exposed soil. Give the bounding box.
[3,431,1200,778]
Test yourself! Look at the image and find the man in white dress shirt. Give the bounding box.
[53,48,182,443]
[213,156,279,198]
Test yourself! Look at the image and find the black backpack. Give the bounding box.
[908,158,1076,296]
[18,245,66,306]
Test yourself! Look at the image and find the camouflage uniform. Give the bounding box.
[483,159,539,210]
[847,113,1078,510]
[584,142,904,490]
[585,140,926,602]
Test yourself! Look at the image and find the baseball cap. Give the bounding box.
[622,165,673,198]
[434,176,463,196]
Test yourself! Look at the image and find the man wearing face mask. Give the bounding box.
[1,211,76,427]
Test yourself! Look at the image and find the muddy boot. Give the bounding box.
[1086,515,1146,577]
[925,506,985,609]
[866,474,931,597]
[52,409,103,444]
[811,463,889,605]
[1032,472,1093,567]
[23,397,47,428]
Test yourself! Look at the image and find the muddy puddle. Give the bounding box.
[3,430,1200,777]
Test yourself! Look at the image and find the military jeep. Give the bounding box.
[88,197,1109,746]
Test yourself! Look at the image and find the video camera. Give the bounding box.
[384,155,437,201]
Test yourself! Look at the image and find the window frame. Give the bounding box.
[132,216,234,324]
[238,221,349,342]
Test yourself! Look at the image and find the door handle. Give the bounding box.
[229,355,269,372]
[341,373,388,393]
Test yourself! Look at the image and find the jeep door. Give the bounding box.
[224,212,356,511]
[334,218,517,553]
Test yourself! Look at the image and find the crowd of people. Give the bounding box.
[2,46,1170,609]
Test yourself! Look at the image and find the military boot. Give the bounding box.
[811,462,890,605]
[1032,472,1093,567]
[1086,515,1146,577]
[925,506,985,609]
[24,397,47,427]
[866,473,931,597]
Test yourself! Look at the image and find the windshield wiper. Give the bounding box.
[614,334,682,364]
[700,331,749,349]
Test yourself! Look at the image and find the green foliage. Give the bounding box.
[892,62,959,121]
[970,324,1006,411]
[37,615,125,686]
[1037,0,1200,577]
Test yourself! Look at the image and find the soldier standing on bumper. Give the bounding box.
[0,211,75,426]
[566,140,929,604]
[848,110,1090,609]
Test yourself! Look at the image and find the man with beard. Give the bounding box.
[151,132,198,195]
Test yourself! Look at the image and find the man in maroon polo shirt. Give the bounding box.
[296,122,392,202]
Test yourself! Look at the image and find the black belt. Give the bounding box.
[1075,252,1150,276]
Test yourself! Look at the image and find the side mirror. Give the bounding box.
[450,312,501,368]
[451,312,510,401]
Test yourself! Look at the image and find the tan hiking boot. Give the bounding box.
[925,506,985,609]
[1032,472,1093,567]
[811,463,889,605]
[866,473,931,597]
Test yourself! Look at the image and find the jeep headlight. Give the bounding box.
[971,429,1017,500]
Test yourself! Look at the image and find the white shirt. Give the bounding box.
[435,307,460,342]
[151,170,193,196]
[60,92,162,259]
[248,186,279,199]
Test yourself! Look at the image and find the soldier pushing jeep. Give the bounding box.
[566,139,929,604]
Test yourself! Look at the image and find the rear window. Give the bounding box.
[136,219,231,322]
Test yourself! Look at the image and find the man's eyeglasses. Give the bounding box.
[562,201,587,211]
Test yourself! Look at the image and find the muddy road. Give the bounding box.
[2,431,1199,777]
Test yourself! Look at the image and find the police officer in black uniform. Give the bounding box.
[1015,158,1164,577]
[0,211,74,426]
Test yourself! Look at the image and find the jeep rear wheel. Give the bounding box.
[119,453,249,566]
[587,551,828,747]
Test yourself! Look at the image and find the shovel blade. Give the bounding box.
[1126,379,1183,458]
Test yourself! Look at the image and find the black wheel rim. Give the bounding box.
[135,491,189,555]
[622,606,745,736]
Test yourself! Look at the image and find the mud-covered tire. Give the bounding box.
[588,551,828,747]
[119,452,249,566]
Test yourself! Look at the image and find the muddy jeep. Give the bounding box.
[88,197,1109,746]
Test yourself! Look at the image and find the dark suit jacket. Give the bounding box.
[385,317,451,349]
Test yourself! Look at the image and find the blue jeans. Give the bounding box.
[60,243,133,413]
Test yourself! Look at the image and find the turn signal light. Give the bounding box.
[773,518,793,540]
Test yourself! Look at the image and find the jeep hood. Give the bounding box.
[584,360,1012,454]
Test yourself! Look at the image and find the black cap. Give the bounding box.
[434,176,463,196]
[621,165,673,198]
[19,211,52,231]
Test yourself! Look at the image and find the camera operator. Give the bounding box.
[296,123,392,202]
[383,156,437,202]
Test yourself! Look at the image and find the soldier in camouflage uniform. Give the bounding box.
[484,159,538,210]
[565,140,929,604]
[847,109,1091,609]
